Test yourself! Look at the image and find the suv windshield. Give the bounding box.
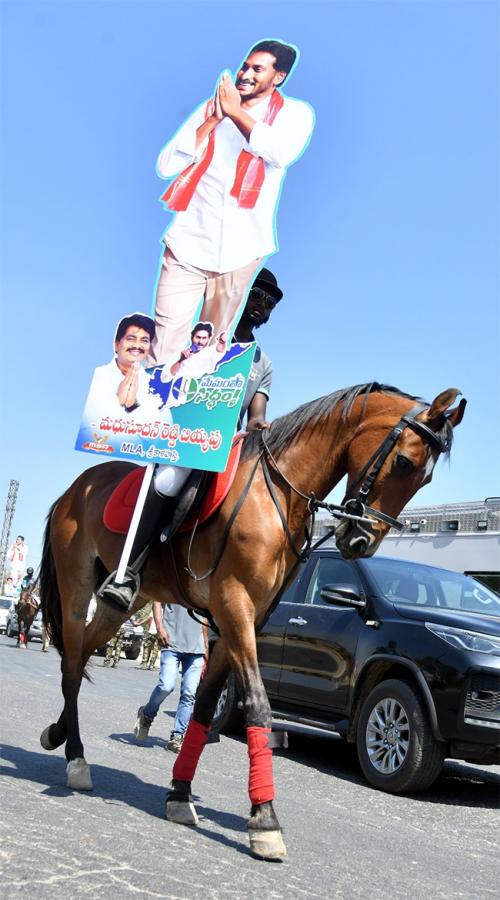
[0,598,11,609]
[364,557,500,617]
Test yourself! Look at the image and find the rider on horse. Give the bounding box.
[99,268,283,612]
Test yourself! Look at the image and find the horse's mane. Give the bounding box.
[241,381,454,460]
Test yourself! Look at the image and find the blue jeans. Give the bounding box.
[143,649,204,736]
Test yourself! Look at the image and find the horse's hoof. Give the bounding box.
[165,799,199,827]
[40,726,57,751]
[248,828,287,861]
[66,757,93,791]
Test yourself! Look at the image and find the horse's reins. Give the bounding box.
[183,403,447,631]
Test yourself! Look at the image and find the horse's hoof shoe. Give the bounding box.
[165,800,199,826]
[40,726,57,751]
[248,829,287,861]
[66,757,93,791]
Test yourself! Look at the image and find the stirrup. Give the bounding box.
[97,569,141,612]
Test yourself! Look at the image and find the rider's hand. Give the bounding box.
[247,417,270,432]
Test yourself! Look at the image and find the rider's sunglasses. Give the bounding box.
[250,287,278,309]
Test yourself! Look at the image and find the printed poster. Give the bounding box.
[75,313,255,472]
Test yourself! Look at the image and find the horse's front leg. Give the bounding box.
[166,637,230,826]
[237,659,287,861]
[167,620,286,861]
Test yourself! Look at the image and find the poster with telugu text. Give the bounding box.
[75,331,255,472]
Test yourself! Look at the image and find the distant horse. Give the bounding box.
[40,383,465,859]
[16,584,39,648]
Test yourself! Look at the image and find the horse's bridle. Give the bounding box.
[183,403,448,586]
[182,402,448,634]
[261,402,448,542]
[339,403,448,533]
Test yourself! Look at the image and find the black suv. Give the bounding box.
[212,550,500,794]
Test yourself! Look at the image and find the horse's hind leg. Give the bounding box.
[42,561,95,790]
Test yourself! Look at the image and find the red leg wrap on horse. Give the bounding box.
[247,726,275,804]
[172,719,210,783]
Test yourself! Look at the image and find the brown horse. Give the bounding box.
[16,584,39,647]
[39,382,465,859]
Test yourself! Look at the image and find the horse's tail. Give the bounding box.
[39,498,64,656]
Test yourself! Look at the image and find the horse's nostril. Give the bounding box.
[350,535,369,556]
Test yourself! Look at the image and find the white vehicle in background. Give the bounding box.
[0,596,13,633]
[313,498,500,594]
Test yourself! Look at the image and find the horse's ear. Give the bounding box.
[426,388,466,429]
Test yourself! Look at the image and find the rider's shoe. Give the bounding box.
[98,576,137,612]
[98,481,173,612]
[134,706,154,740]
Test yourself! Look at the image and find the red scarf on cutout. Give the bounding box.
[161,90,284,212]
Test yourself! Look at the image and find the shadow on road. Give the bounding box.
[270,728,500,809]
[0,742,253,855]
[109,731,167,749]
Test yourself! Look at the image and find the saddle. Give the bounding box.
[103,437,244,539]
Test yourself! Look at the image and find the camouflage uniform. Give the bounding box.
[139,613,159,670]
[103,624,126,667]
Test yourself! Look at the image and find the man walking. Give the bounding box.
[151,38,314,369]
[134,602,207,752]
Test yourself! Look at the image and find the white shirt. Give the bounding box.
[157,93,315,272]
[83,360,169,423]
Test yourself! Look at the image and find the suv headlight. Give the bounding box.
[426,622,500,656]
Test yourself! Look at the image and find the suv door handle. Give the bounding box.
[288,616,307,626]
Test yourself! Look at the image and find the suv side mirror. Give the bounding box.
[320,583,366,608]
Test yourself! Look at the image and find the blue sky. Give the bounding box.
[1,0,498,571]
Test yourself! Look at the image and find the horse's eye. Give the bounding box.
[393,453,414,474]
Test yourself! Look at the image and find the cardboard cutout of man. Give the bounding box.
[7,536,29,587]
[150,38,314,370]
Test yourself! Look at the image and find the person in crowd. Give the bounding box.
[3,576,17,598]
[134,602,207,753]
[103,623,127,668]
[139,610,160,670]
[20,567,35,594]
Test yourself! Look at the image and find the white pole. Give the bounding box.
[115,464,155,584]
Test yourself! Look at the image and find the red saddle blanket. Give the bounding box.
[103,438,244,536]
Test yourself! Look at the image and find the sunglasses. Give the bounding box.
[250,287,278,309]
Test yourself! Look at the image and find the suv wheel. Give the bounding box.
[356,679,445,794]
[211,672,244,734]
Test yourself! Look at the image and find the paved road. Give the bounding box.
[1,634,498,899]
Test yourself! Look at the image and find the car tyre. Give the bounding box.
[6,621,13,638]
[211,672,244,734]
[125,646,141,661]
[356,679,445,794]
